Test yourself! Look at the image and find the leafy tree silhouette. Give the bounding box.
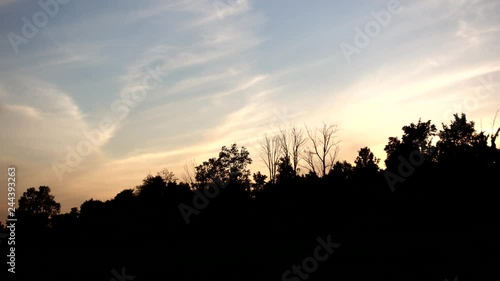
[384,119,437,170]
[436,113,488,165]
[17,186,61,232]
[10,114,500,281]
[195,143,252,191]
[252,171,267,193]
[18,186,61,219]
[276,155,296,185]
[329,160,354,181]
[354,147,380,172]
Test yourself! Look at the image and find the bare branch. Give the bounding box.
[260,134,282,184]
[182,159,197,189]
[290,125,307,173]
[278,127,290,160]
[304,122,341,177]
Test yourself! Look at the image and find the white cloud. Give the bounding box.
[1,0,499,220]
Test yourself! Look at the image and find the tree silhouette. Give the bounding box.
[260,134,281,184]
[354,147,380,172]
[18,186,61,220]
[276,155,296,184]
[329,160,354,181]
[136,173,167,198]
[304,122,340,177]
[157,168,178,184]
[278,125,307,174]
[252,172,267,192]
[385,119,437,170]
[12,114,500,281]
[195,157,220,188]
[196,143,252,190]
[438,113,476,146]
[182,159,197,188]
[219,143,252,185]
[79,198,106,221]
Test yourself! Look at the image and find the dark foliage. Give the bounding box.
[3,114,499,281]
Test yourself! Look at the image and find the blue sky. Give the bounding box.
[1,0,499,216]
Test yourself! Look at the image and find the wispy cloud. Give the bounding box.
[1,0,499,218]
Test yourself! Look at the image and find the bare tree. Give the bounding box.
[157,168,178,184]
[278,125,307,174]
[182,159,197,189]
[290,125,307,173]
[304,122,341,177]
[278,127,290,160]
[302,148,318,175]
[260,134,281,184]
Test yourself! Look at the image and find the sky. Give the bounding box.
[1,0,499,218]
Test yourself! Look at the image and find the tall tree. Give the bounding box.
[79,198,108,226]
[329,160,354,181]
[196,143,252,189]
[304,122,340,177]
[182,159,198,189]
[136,174,167,198]
[436,113,498,168]
[18,186,61,219]
[436,113,479,164]
[278,125,307,174]
[252,172,267,192]
[276,155,295,184]
[260,134,281,184]
[354,147,380,172]
[438,113,475,147]
[385,119,437,170]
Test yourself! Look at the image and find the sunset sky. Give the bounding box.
[1,0,499,218]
